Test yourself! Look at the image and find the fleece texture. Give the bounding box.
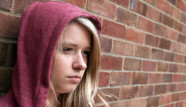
[0,1,101,107]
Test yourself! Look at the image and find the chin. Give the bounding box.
[55,85,78,94]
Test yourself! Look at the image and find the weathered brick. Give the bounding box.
[130,0,138,11]
[100,36,112,53]
[135,45,150,58]
[139,85,154,97]
[162,15,174,27]
[164,52,174,61]
[183,26,186,34]
[145,34,159,47]
[144,0,156,6]
[157,0,170,13]
[174,21,183,32]
[140,3,147,16]
[176,83,186,91]
[147,6,162,22]
[0,0,12,11]
[166,84,176,92]
[180,44,186,54]
[116,8,137,26]
[110,72,131,86]
[63,0,86,8]
[172,93,180,102]
[98,72,110,87]
[137,16,154,32]
[163,74,172,82]
[146,97,159,107]
[158,62,168,72]
[112,0,129,8]
[130,98,146,107]
[132,72,148,84]
[169,64,178,72]
[126,28,145,44]
[136,1,142,13]
[148,73,163,84]
[172,74,183,82]
[100,55,123,70]
[0,13,20,38]
[166,28,178,41]
[102,19,126,39]
[124,58,141,71]
[167,0,176,5]
[165,104,174,107]
[110,101,128,107]
[153,23,166,36]
[113,40,134,56]
[0,67,12,94]
[178,34,186,44]
[100,88,120,102]
[159,38,171,50]
[151,48,163,60]
[174,54,184,63]
[178,65,186,73]
[169,6,180,19]
[181,92,186,100]
[155,84,166,95]
[175,102,183,107]
[160,94,171,105]
[142,60,156,71]
[87,0,116,19]
[170,42,181,52]
[119,86,138,100]
[176,0,186,12]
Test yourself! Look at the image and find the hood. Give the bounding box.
[0,1,101,107]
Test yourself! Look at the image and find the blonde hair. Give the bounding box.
[46,17,109,107]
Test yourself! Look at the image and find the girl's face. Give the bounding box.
[52,22,91,94]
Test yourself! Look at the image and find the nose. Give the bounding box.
[72,52,87,71]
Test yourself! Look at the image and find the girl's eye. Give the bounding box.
[83,50,90,57]
[63,48,73,53]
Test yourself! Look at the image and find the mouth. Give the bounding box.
[67,75,81,84]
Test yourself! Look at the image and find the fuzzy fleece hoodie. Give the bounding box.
[0,1,101,107]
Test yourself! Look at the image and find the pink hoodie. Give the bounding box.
[0,1,101,107]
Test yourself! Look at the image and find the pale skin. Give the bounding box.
[48,22,91,106]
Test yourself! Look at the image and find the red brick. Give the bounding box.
[100,55,123,70]
[166,84,176,92]
[144,0,157,6]
[165,104,174,107]
[160,94,171,105]
[100,88,119,102]
[176,0,186,12]
[0,68,12,93]
[87,0,116,19]
[157,0,170,13]
[159,38,171,50]
[151,49,163,60]
[153,23,166,36]
[147,6,162,22]
[170,42,181,52]
[147,97,159,107]
[142,60,156,71]
[0,13,20,38]
[183,26,186,34]
[137,16,154,32]
[132,72,148,84]
[178,34,186,44]
[102,19,126,39]
[63,0,86,8]
[124,58,141,71]
[139,85,154,97]
[172,74,183,82]
[163,74,172,82]
[130,98,146,107]
[126,28,145,44]
[180,44,186,54]
[178,65,186,73]
[140,3,148,16]
[176,83,186,91]
[110,72,131,86]
[172,93,180,102]
[0,0,12,11]
[110,101,128,107]
[113,40,134,56]
[117,8,137,26]
[98,72,110,87]
[169,6,180,19]
[175,102,183,107]
[174,54,184,63]
[155,85,166,95]
[145,34,159,47]
[167,0,176,5]
[148,73,163,84]
[136,1,142,13]
[162,15,174,27]
[100,36,112,53]
[174,21,183,32]
[181,92,186,100]
[135,45,151,58]
[164,52,174,61]
[111,0,129,8]
[166,28,178,41]
[158,62,168,72]
[169,64,178,72]
[119,86,138,100]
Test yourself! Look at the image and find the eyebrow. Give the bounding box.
[62,42,91,49]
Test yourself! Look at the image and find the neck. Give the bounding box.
[48,93,59,107]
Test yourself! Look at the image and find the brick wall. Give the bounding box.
[0,0,186,107]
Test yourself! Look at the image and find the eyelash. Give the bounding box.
[63,48,90,57]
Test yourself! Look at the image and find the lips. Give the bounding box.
[67,75,81,84]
